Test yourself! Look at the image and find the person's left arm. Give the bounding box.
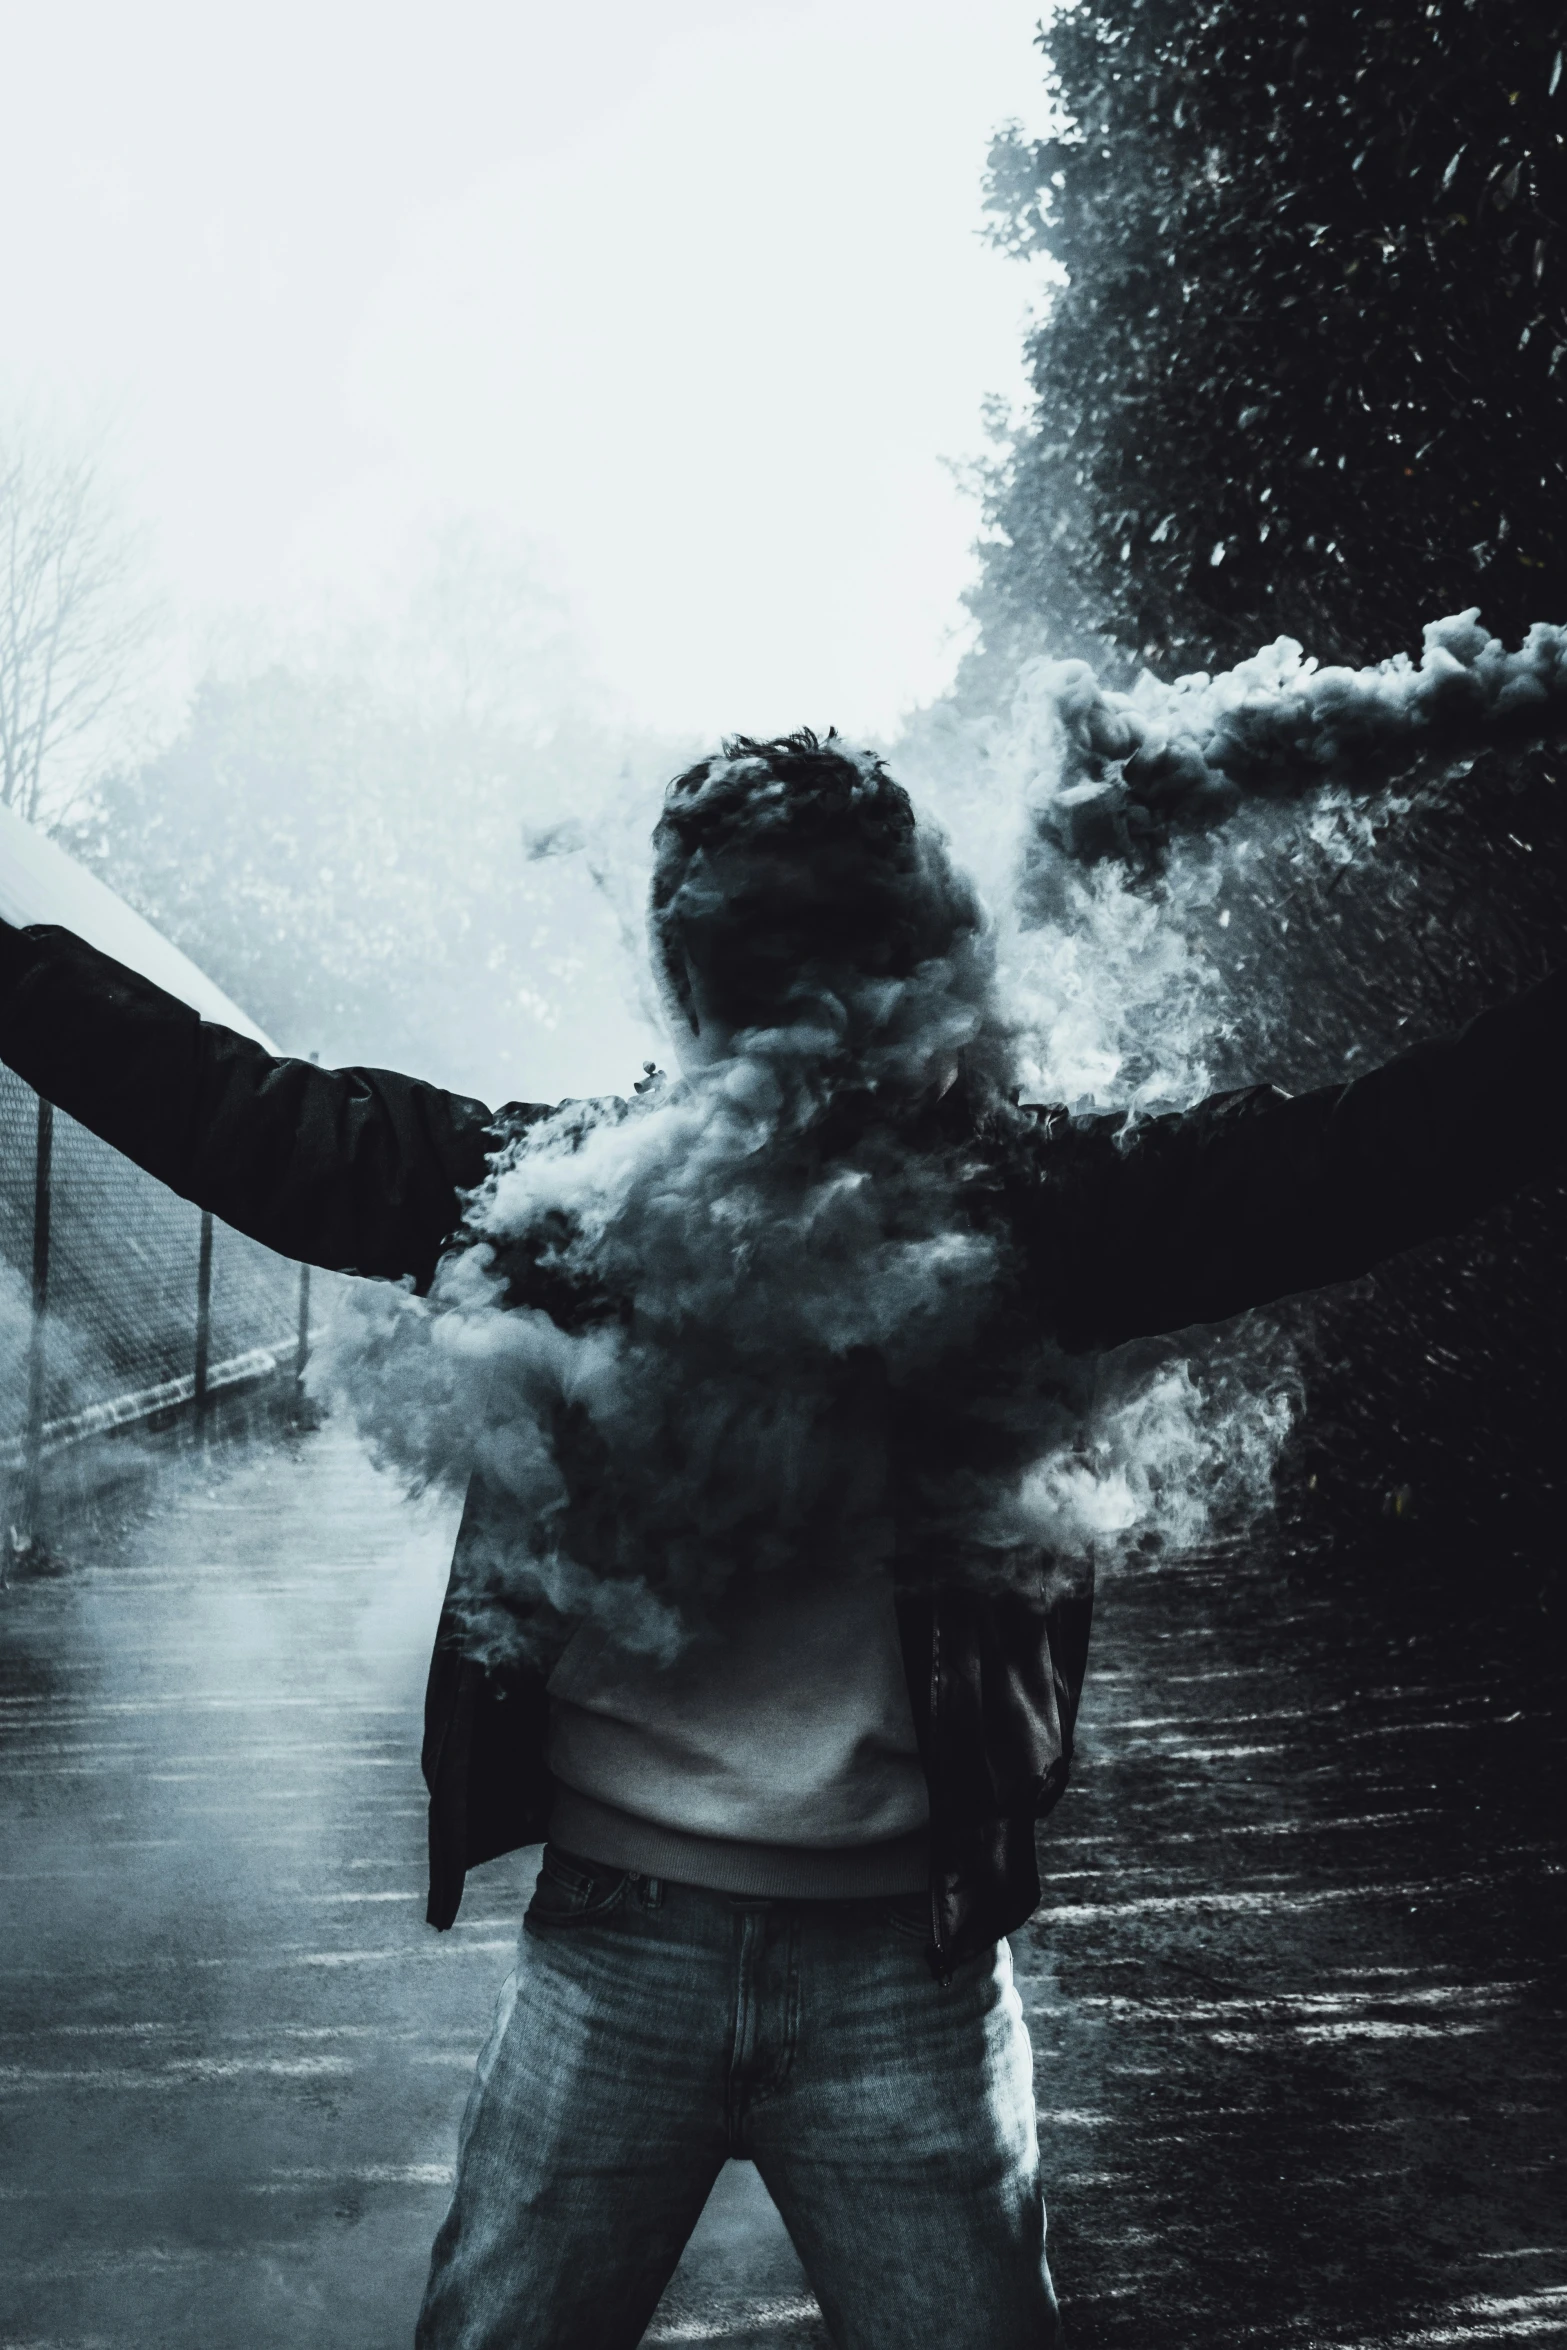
[1029,965,1567,1352]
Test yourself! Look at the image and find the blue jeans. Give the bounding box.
[416,1846,1060,2350]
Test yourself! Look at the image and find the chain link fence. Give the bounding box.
[0,1063,310,1539]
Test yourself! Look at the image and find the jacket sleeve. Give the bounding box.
[0,919,522,1288]
[1034,965,1567,1352]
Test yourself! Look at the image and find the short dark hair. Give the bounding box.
[653,729,916,879]
[649,730,978,1034]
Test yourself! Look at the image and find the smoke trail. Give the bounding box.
[902,612,1567,1104]
[1011,611,1567,881]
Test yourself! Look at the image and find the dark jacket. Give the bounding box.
[1,917,1561,1973]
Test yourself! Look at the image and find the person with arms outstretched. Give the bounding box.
[1,730,1561,2350]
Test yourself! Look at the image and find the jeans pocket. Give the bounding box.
[882,1890,934,1942]
[524,1844,631,1931]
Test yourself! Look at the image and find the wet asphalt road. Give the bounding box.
[0,1425,1562,2350]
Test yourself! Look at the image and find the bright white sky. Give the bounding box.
[4,0,1051,740]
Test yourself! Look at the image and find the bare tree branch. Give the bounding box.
[0,413,163,828]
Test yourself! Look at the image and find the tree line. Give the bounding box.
[974,0,1566,1590]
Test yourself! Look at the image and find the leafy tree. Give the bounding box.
[967,0,1567,1594]
[975,0,1567,677]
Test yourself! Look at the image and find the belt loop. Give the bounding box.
[641,1875,664,1910]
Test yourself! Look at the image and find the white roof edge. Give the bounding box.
[0,800,278,1052]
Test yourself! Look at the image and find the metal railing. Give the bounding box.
[1,1071,310,1536]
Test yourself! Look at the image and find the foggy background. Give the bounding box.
[4,0,1057,1101]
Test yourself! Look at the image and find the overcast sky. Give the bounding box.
[4,0,1052,740]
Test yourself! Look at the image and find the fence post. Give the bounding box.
[292,1053,318,1421]
[194,1210,213,1442]
[294,1260,311,1410]
[20,1095,53,1539]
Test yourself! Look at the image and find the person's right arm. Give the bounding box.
[0,920,539,1289]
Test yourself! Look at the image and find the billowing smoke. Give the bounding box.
[323,736,1055,1662]
[1013,610,1567,878]
[904,611,1567,1106]
[318,620,1566,1659]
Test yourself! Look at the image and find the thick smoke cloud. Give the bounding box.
[322,743,1054,1661]
[319,620,1564,1661]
